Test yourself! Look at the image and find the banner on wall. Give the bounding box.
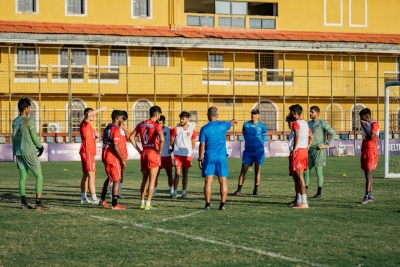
[0,140,398,162]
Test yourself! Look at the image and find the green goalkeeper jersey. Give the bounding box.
[308,119,337,148]
[12,116,42,156]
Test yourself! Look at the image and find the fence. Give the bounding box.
[0,46,399,143]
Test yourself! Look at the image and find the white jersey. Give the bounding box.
[172,125,195,157]
[160,126,171,157]
[289,119,309,152]
[361,120,379,140]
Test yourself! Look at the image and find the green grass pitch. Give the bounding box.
[0,157,399,267]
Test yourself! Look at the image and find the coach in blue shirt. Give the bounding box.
[198,106,237,210]
[233,108,268,196]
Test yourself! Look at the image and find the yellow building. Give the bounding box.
[0,0,399,143]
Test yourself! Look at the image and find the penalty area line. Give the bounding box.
[52,207,330,267]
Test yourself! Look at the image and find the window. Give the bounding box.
[134,100,151,126]
[60,45,87,79]
[150,48,168,67]
[17,0,37,13]
[209,54,224,68]
[71,99,85,132]
[132,0,151,17]
[66,0,85,15]
[256,101,277,131]
[351,104,365,131]
[16,45,37,70]
[215,1,246,15]
[110,47,127,68]
[189,111,198,123]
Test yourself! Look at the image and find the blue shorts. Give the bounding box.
[202,156,229,178]
[242,149,265,166]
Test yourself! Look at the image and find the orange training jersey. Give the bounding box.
[102,123,123,163]
[119,128,128,159]
[361,121,379,153]
[79,120,97,155]
[134,120,163,151]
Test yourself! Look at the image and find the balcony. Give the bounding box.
[14,64,48,82]
[384,71,400,83]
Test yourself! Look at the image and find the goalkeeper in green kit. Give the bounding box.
[304,106,337,198]
[12,97,47,210]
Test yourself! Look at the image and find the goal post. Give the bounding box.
[384,81,400,178]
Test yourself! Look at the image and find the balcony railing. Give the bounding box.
[185,13,276,29]
[14,64,48,82]
[202,68,294,86]
[384,71,400,83]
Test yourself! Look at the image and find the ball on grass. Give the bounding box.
[64,169,67,171]
[342,173,347,177]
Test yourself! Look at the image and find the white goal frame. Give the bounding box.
[384,81,400,178]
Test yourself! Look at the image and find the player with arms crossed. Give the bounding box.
[12,97,47,210]
[304,106,337,198]
[170,111,197,199]
[359,108,379,204]
[99,110,126,210]
[233,108,267,196]
[129,106,164,211]
[79,106,107,204]
[198,107,237,210]
[154,115,174,197]
[109,110,130,199]
[287,104,313,209]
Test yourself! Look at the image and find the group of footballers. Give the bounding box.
[12,97,379,210]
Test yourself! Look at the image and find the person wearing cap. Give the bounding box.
[198,107,237,210]
[170,111,197,199]
[233,108,267,196]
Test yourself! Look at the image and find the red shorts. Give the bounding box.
[288,148,308,176]
[160,156,173,169]
[104,160,122,182]
[361,152,378,170]
[141,149,161,172]
[80,153,96,172]
[174,155,192,168]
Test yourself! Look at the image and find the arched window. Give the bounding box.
[325,103,343,131]
[16,44,37,71]
[65,99,86,132]
[255,100,277,131]
[351,104,365,131]
[60,45,87,79]
[133,100,151,126]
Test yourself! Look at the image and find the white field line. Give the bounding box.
[52,207,330,267]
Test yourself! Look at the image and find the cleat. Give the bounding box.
[91,199,100,205]
[368,195,375,203]
[21,204,33,210]
[118,194,124,199]
[218,204,225,210]
[144,205,155,211]
[181,193,188,199]
[361,195,369,204]
[111,204,126,210]
[312,194,322,199]
[99,200,109,208]
[293,203,309,209]
[233,191,241,196]
[204,205,211,210]
[252,191,258,196]
[34,204,49,210]
[140,204,145,210]
[81,198,91,204]
[171,193,177,199]
[290,201,301,207]
[152,193,156,197]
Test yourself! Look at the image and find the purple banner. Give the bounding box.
[380,139,400,155]
[38,143,49,162]
[269,141,290,158]
[0,144,14,162]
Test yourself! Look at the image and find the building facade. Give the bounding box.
[0,0,399,143]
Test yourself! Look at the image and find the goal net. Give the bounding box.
[384,81,400,178]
